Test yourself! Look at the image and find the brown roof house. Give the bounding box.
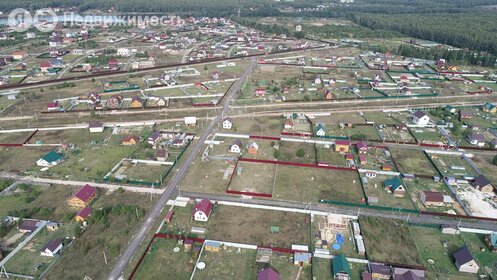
[68,184,97,209]
[393,268,425,280]
[420,191,453,207]
[122,135,139,145]
[473,175,494,193]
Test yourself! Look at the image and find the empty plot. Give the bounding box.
[193,248,256,280]
[228,162,276,194]
[390,149,438,176]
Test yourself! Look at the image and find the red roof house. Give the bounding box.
[75,207,91,222]
[258,268,280,280]
[192,199,213,222]
[68,184,97,208]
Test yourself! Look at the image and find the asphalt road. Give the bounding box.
[107,58,256,280]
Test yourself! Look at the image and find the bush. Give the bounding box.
[273,150,281,159]
[296,148,305,157]
[493,155,497,166]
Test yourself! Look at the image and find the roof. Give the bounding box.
[370,263,391,275]
[42,150,64,163]
[223,117,233,123]
[41,239,62,253]
[155,149,168,158]
[74,184,97,203]
[422,191,444,203]
[77,207,91,219]
[149,131,161,141]
[356,141,368,150]
[184,238,194,245]
[383,176,403,191]
[331,254,351,276]
[89,122,103,128]
[474,174,491,187]
[131,96,143,103]
[204,241,220,247]
[231,139,242,147]
[192,199,213,216]
[453,245,474,265]
[294,252,311,262]
[469,133,485,142]
[258,268,280,280]
[20,219,38,232]
[413,111,427,118]
[335,140,351,146]
[459,110,473,117]
[123,135,139,143]
[489,232,497,246]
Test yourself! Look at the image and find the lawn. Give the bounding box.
[164,204,310,249]
[133,238,199,280]
[378,126,416,143]
[193,247,256,280]
[429,153,479,178]
[471,155,497,186]
[461,233,497,278]
[409,226,468,276]
[114,161,171,184]
[277,141,317,164]
[354,147,397,172]
[359,216,423,267]
[360,174,417,210]
[273,166,365,204]
[362,112,400,125]
[228,161,276,194]
[228,116,283,136]
[389,149,438,176]
[410,127,443,143]
[312,257,332,280]
[179,156,234,195]
[316,145,348,167]
[267,252,312,280]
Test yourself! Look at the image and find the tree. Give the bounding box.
[296,148,305,157]
[493,155,497,166]
[273,150,281,159]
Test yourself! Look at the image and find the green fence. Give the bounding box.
[319,199,420,214]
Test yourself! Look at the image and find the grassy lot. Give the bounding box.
[164,204,310,249]
[229,162,276,194]
[429,153,478,178]
[312,257,332,280]
[409,226,476,278]
[390,148,438,176]
[461,233,497,278]
[179,156,234,195]
[410,127,443,143]
[193,248,256,280]
[28,128,111,145]
[133,238,200,280]
[44,190,155,280]
[361,174,417,210]
[4,224,78,277]
[0,178,13,192]
[267,252,312,280]
[472,155,497,186]
[359,216,423,267]
[0,131,32,144]
[228,116,283,136]
[278,141,317,164]
[316,145,348,167]
[378,126,416,142]
[326,125,381,140]
[274,166,365,204]
[0,147,51,173]
[116,162,171,184]
[354,147,397,172]
[362,112,399,125]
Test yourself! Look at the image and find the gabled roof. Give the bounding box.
[192,199,213,216]
[77,207,91,219]
[383,176,403,191]
[42,150,64,163]
[89,122,103,128]
[413,111,427,118]
[41,239,62,253]
[335,140,351,146]
[370,263,391,275]
[490,232,497,246]
[474,174,491,187]
[356,141,368,150]
[231,139,242,148]
[149,131,161,141]
[74,184,97,203]
[123,135,139,143]
[332,254,351,276]
[20,219,39,232]
[453,245,474,265]
[469,133,485,142]
[422,191,444,203]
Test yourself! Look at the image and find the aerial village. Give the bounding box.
[0,7,496,280]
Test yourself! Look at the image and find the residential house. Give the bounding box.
[89,122,104,133]
[316,124,326,137]
[383,176,405,197]
[122,135,139,145]
[148,131,161,145]
[223,117,233,129]
[229,139,243,153]
[420,191,446,207]
[370,263,390,280]
[47,102,60,111]
[335,140,351,153]
[467,133,485,147]
[323,89,333,100]
[130,96,144,108]
[40,62,52,73]
[19,219,39,233]
[46,222,59,231]
[491,138,497,149]
[255,88,266,97]
[183,238,193,252]
[40,239,63,257]
[257,267,280,280]
[156,149,169,161]
[473,174,494,193]
[108,59,119,71]
[107,94,123,109]
[68,184,97,209]
[117,48,131,57]
[284,120,295,130]
[192,199,213,222]
[184,117,197,127]
[204,241,220,252]
[247,142,259,155]
[356,141,368,154]
[11,51,27,60]
[332,254,351,280]
[294,252,311,267]
[36,150,65,167]
[359,154,367,165]
[459,110,473,120]
[75,207,91,222]
[393,268,425,280]
[157,97,167,107]
[453,245,479,273]
[411,111,430,126]
[483,102,497,114]
[441,225,460,235]
[484,232,497,252]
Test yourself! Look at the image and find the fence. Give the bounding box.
[238,157,357,171]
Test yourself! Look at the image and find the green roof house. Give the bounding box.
[36,150,65,167]
[332,254,351,280]
[485,232,497,252]
[383,176,405,197]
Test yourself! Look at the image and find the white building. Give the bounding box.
[222,117,233,129]
[411,111,430,126]
[40,239,63,257]
[117,48,131,57]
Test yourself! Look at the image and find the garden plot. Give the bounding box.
[409,226,476,280]
[180,155,234,195]
[312,258,365,280]
[228,162,276,195]
[359,216,423,267]
[109,160,171,184]
[163,203,310,249]
[316,144,349,167]
[133,238,201,280]
[226,116,283,136]
[428,153,478,178]
[261,252,312,280]
[325,124,381,141]
[472,155,497,186]
[461,232,497,278]
[410,127,444,144]
[192,246,256,280]
[378,126,416,142]
[277,141,316,164]
[403,178,464,214]
[360,174,417,210]
[28,128,112,146]
[389,149,438,176]
[354,146,396,172]
[274,166,364,204]
[0,131,32,144]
